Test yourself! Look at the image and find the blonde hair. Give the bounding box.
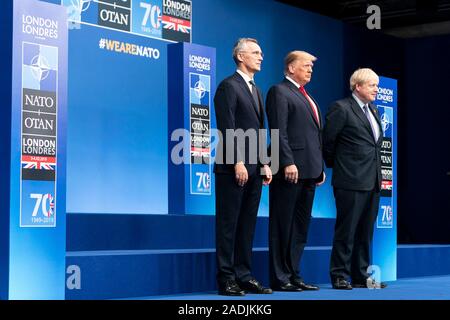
[350,68,379,91]
[284,51,317,75]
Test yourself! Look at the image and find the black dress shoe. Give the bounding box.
[291,278,320,291]
[332,278,353,290]
[238,279,273,294]
[218,280,245,296]
[272,282,303,292]
[352,278,387,289]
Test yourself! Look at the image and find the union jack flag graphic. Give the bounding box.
[22,155,56,170]
[162,16,191,33]
[46,194,55,216]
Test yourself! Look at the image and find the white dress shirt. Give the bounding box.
[352,93,380,141]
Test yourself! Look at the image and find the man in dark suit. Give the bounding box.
[323,68,387,290]
[266,51,325,291]
[214,38,272,296]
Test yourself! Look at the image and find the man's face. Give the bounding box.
[356,78,379,103]
[290,59,313,85]
[238,41,263,73]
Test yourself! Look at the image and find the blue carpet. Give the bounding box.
[129,275,450,300]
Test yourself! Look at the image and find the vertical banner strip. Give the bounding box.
[184,44,216,214]
[168,43,216,215]
[20,41,58,227]
[0,0,13,300]
[9,0,67,299]
[372,76,397,282]
[189,72,211,195]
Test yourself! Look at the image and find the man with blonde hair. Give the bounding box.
[323,68,387,290]
[266,50,325,291]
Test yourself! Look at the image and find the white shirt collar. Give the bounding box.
[236,69,253,84]
[285,76,301,89]
[352,93,368,109]
[352,93,380,140]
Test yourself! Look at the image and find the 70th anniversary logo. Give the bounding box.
[62,0,192,43]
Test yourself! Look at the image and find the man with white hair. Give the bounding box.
[323,68,386,290]
[214,38,272,296]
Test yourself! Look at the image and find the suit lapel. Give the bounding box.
[284,80,320,128]
[234,73,261,122]
[349,97,376,143]
[369,102,383,143]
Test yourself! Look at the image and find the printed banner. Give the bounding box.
[372,76,397,281]
[9,0,67,299]
[20,41,58,226]
[168,43,216,214]
[188,63,212,195]
[62,0,192,43]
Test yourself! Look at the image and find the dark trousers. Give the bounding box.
[215,173,263,285]
[269,178,316,286]
[330,187,380,282]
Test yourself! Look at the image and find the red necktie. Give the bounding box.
[299,86,320,125]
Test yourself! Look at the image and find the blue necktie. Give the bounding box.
[363,105,378,141]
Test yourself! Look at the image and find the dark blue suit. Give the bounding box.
[214,72,265,285]
[323,96,383,282]
[266,79,323,286]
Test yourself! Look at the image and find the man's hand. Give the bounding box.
[235,162,248,187]
[316,171,326,186]
[262,165,272,185]
[284,164,298,184]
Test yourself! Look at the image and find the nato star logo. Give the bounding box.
[71,0,92,13]
[194,81,207,99]
[381,112,390,134]
[23,43,58,91]
[30,55,51,82]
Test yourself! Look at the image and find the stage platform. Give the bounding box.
[134,275,450,300]
[66,214,450,300]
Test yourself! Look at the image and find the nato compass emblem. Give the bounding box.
[30,55,51,82]
[65,0,92,28]
[381,112,390,135]
[23,43,58,91]
[194,81,207,99]
[71,0,92,13]
[190,74,210,105]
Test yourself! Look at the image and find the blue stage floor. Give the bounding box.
[132,275,450,300]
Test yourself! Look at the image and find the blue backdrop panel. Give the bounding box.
[37,0,345,217]
[191,0,344,218]
[168,42,216,215]
[64,15,169,214]
[372,76,397,281]
[66,214,335,251]
[7,0,67,299]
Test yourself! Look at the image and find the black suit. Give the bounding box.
[214,72,265,286]
[266,79,323,286]
[322,96,383,283]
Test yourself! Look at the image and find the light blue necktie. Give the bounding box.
[363,105,378,141]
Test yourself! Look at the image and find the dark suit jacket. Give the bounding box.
[322,96,383,191]
[266,79,323,179]
[213,72,265,176]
